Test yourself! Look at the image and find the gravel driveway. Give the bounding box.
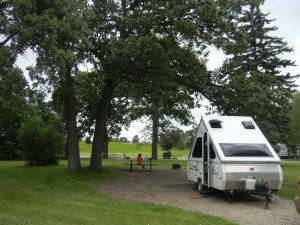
[100,168,299,225]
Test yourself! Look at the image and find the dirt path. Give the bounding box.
[100,168,299,225]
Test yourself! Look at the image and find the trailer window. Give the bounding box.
[192,137,202,158]
[220,143,273,157]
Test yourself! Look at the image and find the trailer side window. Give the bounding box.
[192,137,202,158]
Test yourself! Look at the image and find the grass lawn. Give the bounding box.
[1,154,298,225]
[277,161,300,199]
[0,159,235,225]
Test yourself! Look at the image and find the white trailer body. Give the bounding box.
[187,116,283,193]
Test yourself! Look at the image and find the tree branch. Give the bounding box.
[0,34,13,46]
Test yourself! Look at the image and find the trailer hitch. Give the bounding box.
[254,181,272,208]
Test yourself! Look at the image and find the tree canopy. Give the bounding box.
[6,0,92,171]
[87,0,246,169]
[209,0,298,146]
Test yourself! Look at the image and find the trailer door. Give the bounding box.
[187,137,202,183]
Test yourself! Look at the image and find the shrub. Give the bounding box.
[18,112,65,166]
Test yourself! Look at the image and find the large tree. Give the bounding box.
[210,0,298,146]
[7,0,91,171]
[88,0,243,170]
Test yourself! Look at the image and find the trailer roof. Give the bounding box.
[200,116,281,163]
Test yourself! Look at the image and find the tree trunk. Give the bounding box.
[103,140,108,159]
[151,113,159,160]
[90,78,116,171]
[64,66,81,172]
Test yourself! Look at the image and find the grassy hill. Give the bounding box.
[79,141,190,159]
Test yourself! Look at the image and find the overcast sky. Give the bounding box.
[262,0,300,84]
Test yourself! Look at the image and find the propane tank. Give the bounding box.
[245,176,256,190]
[295,178,300,214]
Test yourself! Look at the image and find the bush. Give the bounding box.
[18,112,65,166]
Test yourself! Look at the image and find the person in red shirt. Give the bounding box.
[137,153,145,170]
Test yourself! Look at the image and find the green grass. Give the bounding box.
[0,159,235,225]
[79,141,190,159]
[277,161,300,199]
[1,156,297,225]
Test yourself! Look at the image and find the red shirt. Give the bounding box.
[137,156,143,165]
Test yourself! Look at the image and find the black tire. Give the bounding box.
[197,179,203,194]
[197,178,210,194]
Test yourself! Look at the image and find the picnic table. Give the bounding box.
[128,159,158,172]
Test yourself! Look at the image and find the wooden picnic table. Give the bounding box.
[129,159,157,172]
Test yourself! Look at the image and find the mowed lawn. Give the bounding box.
[1,142,299,225]
[278,161,300,199]
[0,159,235,225]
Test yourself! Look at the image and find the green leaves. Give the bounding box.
[18,105,65,166]
[159,128,183,151]
[211,0,297,146]
[0,51,28,159]
[288,92,300,150]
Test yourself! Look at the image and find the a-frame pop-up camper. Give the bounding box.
[187,116,283,201]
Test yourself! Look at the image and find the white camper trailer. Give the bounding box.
[187,116,283,200]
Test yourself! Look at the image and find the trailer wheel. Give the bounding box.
[197,179,204,194]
